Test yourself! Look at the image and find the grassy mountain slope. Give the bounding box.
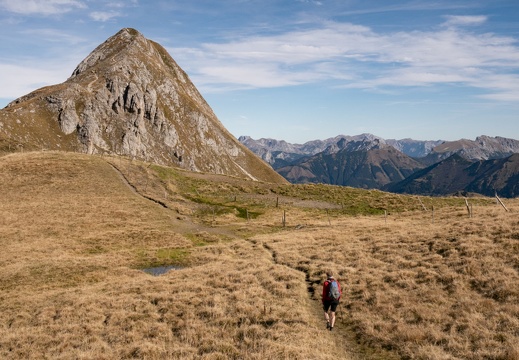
[465,153,519,198]
[1,151,517,359]
[387,154,475,196]
[277,147,424,189]
[388,153,519,197]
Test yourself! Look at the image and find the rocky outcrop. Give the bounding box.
[385,138,444,158]
[421,136,519,165]
[0,28,286,183]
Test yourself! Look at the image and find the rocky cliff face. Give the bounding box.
[385,138,444,158]
[0,28,285,184]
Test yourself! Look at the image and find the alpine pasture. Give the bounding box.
[1,151,517,359]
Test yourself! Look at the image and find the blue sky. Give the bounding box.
[1,0,519,143]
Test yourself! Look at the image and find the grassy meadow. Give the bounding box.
[0,151,518,359]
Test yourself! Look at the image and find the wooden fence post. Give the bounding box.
[495,194,509,212]
[418,197,427,211]
[465,198,472,218]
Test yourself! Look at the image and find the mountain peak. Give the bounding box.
[1,29,286,183]
[70,28,147,78]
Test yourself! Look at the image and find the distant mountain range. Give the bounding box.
[240,134,519,197]
[239,134,444,169]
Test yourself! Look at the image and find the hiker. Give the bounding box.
[322,271,342,331]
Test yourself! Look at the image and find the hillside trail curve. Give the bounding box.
[107,157,400,359]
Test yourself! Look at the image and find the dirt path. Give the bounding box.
[107,159,241,239]
[86,71,99,93]
[259,239,400,360]
[256,241,363,360]
[108,162,169,208]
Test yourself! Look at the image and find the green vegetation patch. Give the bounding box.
[157,248,189,263]
[136,247,191,268]
[235,207,262,219]
[186,232,232,246]
[150,164,179,181]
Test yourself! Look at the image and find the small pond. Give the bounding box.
[141,265,182,276]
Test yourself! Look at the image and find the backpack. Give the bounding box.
[328,280,340,300]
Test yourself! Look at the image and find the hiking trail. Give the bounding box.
[257,240,363,360]
[108,156,399,359]
[256,238,401,360]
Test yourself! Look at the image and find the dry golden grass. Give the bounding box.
[257,208,519,360]
[0,152,352,359]
[1,151,517,359]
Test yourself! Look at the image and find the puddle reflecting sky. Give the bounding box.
[142,265,182,276]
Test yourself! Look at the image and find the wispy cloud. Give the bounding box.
[0,63,70,99]
[89,0,137,21]
[174,19,519,101]
[336,1,473,16]
[442,15,488,27]
[473,73,519,101]
[297,0,323,6]
[21,28,85,44]
[90,11,119,22]
[0,0,86,15]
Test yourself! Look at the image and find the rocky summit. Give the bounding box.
[0,28,285,184]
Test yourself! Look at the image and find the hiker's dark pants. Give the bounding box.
[323,300,339,312]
